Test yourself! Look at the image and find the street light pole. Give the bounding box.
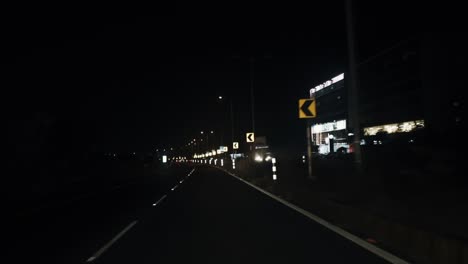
[249,57,256,134]
[210,130,214,150]
[200,131,207,152]
[232,54,271,137]
[230,99,234,145]
[218,95,236,152]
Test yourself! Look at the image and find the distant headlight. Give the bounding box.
[254,155,263,162]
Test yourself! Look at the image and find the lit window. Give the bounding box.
[364,127,383,136]
[415,120,425,128]
[400,122,416,132]
[383,124,398,134]
[364,120,424,135]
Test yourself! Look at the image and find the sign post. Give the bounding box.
[299,99,317,180]
[306,120,315,180]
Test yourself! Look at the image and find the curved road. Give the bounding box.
[90,166,391,264]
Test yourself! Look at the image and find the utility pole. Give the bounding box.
[346,0,363,170]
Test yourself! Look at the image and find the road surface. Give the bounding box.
[90,166,391,263]
[10,164,396,263]
[8,164,190,264]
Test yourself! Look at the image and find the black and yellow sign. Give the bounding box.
[299,99,316,118]
[246,133,255,143]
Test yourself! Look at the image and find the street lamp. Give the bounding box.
[232,54,272,136]
[217,95,235,149]
[217,96,235,163]
[205,131,214,150]
[249,57,256,134]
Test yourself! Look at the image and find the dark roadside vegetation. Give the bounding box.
[8,152,149,216]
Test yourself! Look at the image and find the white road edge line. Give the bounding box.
[188,168,196,177]
[86,220,138,263]
[219,168,410,264]
[152,194,167,206]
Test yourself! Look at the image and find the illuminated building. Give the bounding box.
[309,73,349,154]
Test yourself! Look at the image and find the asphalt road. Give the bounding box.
[9,164,395,263]
[89,166,391,264]
[8,163,191,264]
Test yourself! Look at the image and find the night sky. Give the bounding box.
[3,3,461,155]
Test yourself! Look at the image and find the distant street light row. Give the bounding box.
[170,55,272,158]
